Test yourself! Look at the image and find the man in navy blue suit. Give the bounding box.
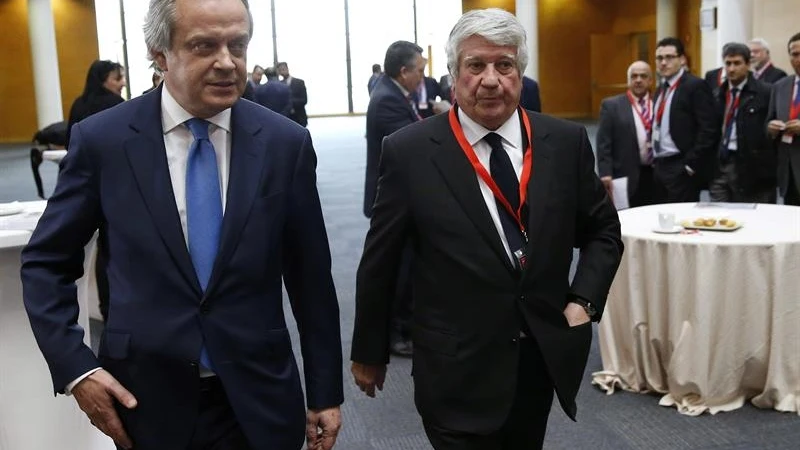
[20,0,343,449]
[255,66,292,117]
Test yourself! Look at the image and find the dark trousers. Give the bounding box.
[785,170,800,206]
[653,155,701,204]
[390,242,414,343]
[630,165,655,208]
[423,338,554,450]
[709,160,777,203]
[118,377,251,450]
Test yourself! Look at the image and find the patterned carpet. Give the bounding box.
[1,116,797,449]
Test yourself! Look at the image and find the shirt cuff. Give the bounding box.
[64,367,102,395]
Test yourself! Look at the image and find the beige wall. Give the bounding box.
[752,0,797,76]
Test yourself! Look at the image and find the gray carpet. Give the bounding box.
[1,117,797,449]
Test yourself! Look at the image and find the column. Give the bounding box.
[515,0,538,80]
[27,0,63,129]
[656,0,678,40]
[716,0,753,64]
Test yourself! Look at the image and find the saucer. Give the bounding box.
[652,225,683,234]
[0,202,23,216]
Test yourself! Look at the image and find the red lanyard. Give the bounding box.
[755,61,772,80]
[654,78,681,126]
[724,88,742,129]
[626,91,652,132]
[791,80,800,121]
[717,70,724,87]
[448,107,533,237]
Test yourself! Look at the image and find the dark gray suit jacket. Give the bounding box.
[766,75,800,196]
[596,93,645,201]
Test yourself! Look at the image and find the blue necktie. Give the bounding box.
[185,118,222,370]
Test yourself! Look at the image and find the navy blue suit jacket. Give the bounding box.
[21,86,343,450]
[520,76,542,113]
[255,80,292,117]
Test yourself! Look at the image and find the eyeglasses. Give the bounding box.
[655,54,680,63]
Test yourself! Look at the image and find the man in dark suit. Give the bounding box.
[417,74,442,118]
[351,9,622,450]
[20,1,343,449]
[363,40,426,357]
[597,60,656,207]
[277,62,308,127]
[709,43,775,203]
[704,66,725,94]
[749,38,788,84]
[368,63,382,95]
[766,32,800,206]
[520,75,541,112]
[651,37,720,203]
[439,73,454,102]
[255,66,292,117]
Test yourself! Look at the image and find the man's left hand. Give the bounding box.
[784,119,800,135]
[563,302,591,327]
[306,406,341,450]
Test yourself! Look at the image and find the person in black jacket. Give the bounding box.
[651,37,720,203]
[709,43,775,203]
[748,38,788,85]
[66,60,126,149]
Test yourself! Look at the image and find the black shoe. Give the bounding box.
[390,339,413,357]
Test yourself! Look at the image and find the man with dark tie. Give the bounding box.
[766,32,800,206]
[651,37,720,203]
[363,40,426,357]
[20,0,343,449]
[597,61,656,207]
[749,38,788,84]
[351,8,622,450]
[709,43,775,203]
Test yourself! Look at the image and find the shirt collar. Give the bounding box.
[457,107,521,150]
[666,68,685,86]
[728,78,747,91]
[390,78,411,98]
[161,83,231,134]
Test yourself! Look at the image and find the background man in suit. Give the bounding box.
[277,62,308,127]
[417,72,442,119]
[597,61,656,207]
[368,63,382,94]
[766,32,800,206]
[255,66,292,117]
[709,43,775,203]
[520,75,541,112]
[351,8,622,450]
[363,40,426,357]
[439,73,454,103]
[20,0,343,449]
[652,37,720,203]
[749,37,788,84]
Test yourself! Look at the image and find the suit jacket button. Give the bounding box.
[511,337,519,344]
[200,301,210,315]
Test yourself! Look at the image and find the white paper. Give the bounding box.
[612,177,629,210]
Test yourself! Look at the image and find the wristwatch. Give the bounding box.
[571,298,597,318]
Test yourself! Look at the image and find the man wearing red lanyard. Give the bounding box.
[748,38,788,85]
[766,32,800,206]
[651,37,720,203]
[709,43,775,203]
[597,60,656,207]
[351,8,622,450]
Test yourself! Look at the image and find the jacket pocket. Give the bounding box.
[413,325,458,357]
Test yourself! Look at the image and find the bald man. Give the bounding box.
[597,61,656,207]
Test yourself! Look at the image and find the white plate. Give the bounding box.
[652,225,684,234]
[0,203,23,216]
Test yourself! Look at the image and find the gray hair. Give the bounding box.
[626,61,652,80]
[445,8,528,78]
[749,37,770,53]
[144,0,254,60]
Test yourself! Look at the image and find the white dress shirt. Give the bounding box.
[65,84,232,393]
[629,94,652,164]
[457,108,523,263]
[653,69,684,158]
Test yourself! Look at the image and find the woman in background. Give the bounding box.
[65,59,126,148]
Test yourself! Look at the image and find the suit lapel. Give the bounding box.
[522,115,553,276]
[125,87,201,295]
[205,101,265,295]
[430,121,515,272]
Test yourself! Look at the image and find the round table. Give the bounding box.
[592,203,800,416]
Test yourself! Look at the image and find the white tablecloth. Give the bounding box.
[0,202,113,449]
[593,203,800,416]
